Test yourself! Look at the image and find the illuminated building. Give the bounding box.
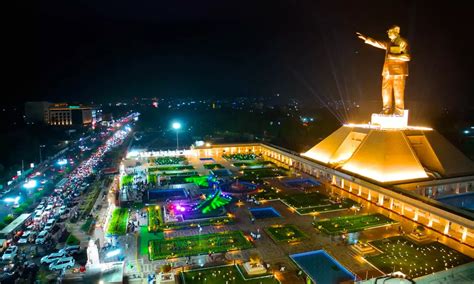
[47,103,101,126]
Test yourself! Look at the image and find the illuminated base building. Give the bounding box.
[191,112,474,246]
[24,102,102,126]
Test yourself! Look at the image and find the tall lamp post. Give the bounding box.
[172,122,181,151]
[39,144,46,163]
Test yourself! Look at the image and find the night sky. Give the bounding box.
[9,1,474,111]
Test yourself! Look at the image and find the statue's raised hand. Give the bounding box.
[356,32,366,41]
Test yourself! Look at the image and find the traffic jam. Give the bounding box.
[0,114,135,282]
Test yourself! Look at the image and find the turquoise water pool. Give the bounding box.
[290,250,355,283]
[250,207,281,219]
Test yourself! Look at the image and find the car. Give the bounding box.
[59,245,81,256]
[40,251,67,264]
[18,231,33,244]
[1,246,18,261]
[44,219,56,231]
[35,231,49,245]
[48,256,75,271]
[58,205,68,215]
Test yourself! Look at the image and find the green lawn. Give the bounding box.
[181,265,279,284]
[240,167,288,181]
[107,208,129,235]
[366,236,473,278]
[284,192,357,214]
[120,174,134,187]
[147,206,163,232]
[204,163,225,170]
[149,156,187,165]
[222,153,259,161]
[314,213,396,234]
[265,225,307,243]
[184,175,210,187]
[149,231,253,260]
[139,226,164,256]
[149,165,194,172]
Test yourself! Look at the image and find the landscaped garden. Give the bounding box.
[120,174,134,187]
[223,153,260,161]
[148,206,163,232]
[149,231,253,260]
[233,161,275,168]
[284,192,358,214]
[240,167,288,181]
[107,208,129,235]
[150,156,187,165]
[149,165,194,172]
[313,213,396,235]
[184,175,211,187]
[366,236,473,278]
[204,163,225,170]
[265,224,307,243]
[180,265,279,284]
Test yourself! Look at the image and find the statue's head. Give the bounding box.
[387,25,400,40]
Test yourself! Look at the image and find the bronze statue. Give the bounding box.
[357,25,410,115]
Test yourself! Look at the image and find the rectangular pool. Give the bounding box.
[148,188,187,201]
[283,178,321,188]
[437,192,474,210]
[250,207,281,219]
[290,250,355,284]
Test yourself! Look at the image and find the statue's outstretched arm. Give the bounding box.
[357,32,387,49]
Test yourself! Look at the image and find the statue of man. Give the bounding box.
[357,25,410,115]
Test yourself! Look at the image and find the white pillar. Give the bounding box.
[462,227,468,242]
[413,208,419,222]
[428,215,433,227]
[389,198,394,210]
[349,183,352,192]
[378,194,384,206]
[341,179,344,189]
[367,190,371,201]
[358,185,362,196]
[401,203,405,215]
[444,222,450,235]
[332,175,336,185]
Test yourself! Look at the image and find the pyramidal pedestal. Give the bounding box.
[302,110,474,183]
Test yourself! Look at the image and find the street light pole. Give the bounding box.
[172,122,181,151]
[176,129,179,151]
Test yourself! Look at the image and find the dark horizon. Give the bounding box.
[7,1,474,111]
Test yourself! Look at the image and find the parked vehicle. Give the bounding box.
[59,245,81,255]
[40,251,67,264]
[48,257,75,271]
[35,231,50,245]
[1,246,18,261]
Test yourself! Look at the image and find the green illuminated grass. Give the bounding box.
[366,236,473,278]
[149,231,253,260]
[107,208,129,235]
[265,224,307,243]
[314,213,396,234]
[181,265,279,284]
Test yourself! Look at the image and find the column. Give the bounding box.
[332,175,336,185]
[378,194,384,206]
[349,183,352,193]
[462,227,468,243]
[341,179,344,189]
[401,203,405,215]
[358,185,362,196]
[389,198,394,210]
[456,183,460,194]
[367,190,371,201]
[428,214,433,227]
[413,208,419,222]
[444,221,450,235]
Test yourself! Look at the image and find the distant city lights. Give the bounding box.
[57,159,68,166]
